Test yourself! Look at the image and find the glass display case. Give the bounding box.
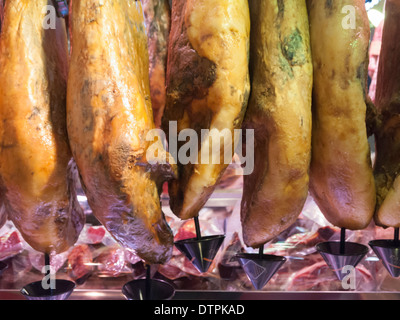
[0,163,399,300]
[0,0,395,301]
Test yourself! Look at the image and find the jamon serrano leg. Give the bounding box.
[162,0,251,220]
[373,0,400,228]
[240,0,313,248]
[0,0,84,253]
[67,0,176,264]
[142,0,171,128]
[307,0,375,230]
[0,0,5,231]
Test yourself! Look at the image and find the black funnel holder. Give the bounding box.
[236,245,286,290]
[369,227,400,278]
[21,253,75,300]
[174,216,225,273]
[316,228,369,281]
[122,264,175,300]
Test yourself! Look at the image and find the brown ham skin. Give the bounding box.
[142,0,170,128]
[241,0,313,248]
[373,0,400,228]
[307,0,375,230]
[67,0,176,265]
[0,0,84,254]
[162,0,250,221]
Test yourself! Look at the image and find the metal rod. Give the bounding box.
[340,228,346,254]
[259,245,264,259]
[194,216,201,240]
[395,227,399,244]
[145,264,151,300]
[44,253,53,296]
[44,253,50,271]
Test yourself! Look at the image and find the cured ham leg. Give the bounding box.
[241,0,313,248]
[163,0,251,220]
[307,0,375,230]
[373,0,400,228]
[0,0,84,254]
[67,0,176,264]
[0,0,5,231]
[142,0,171,128]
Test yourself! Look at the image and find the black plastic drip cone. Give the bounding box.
[235,252,286,290]
[236,245,286,290]
[368,228,400,278]
[123,264,175,300]
[20,279,75,300]
[122,278,175,300]
[316,241,369,281]
[21,253,75,300]
[174,234,225,273]
[369,240,400,278]
[175,216,225,273]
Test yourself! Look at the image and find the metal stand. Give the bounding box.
[20,253,75,300]
[174,215,225,273]
[122,264,175,300]
[316,228,369,281]
[235,243,286,290]
[369,227,400,278]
